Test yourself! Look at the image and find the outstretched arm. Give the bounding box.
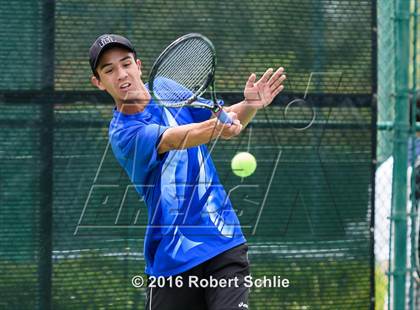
[159,67,286,154]
[158,112,242,154]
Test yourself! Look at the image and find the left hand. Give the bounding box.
[243,67,286,109]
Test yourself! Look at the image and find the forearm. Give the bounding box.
[158,118,219,154]
[224,100,258,128]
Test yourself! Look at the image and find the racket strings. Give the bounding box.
[160,39,212,84]
[161,40,209,78]
[154,38,214,104]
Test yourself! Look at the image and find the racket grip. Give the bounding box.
[215,109,233,124]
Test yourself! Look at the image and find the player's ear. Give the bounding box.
[136,59,142,76]
[91,75,105,91]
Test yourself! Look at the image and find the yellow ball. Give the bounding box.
[231,152,257,177]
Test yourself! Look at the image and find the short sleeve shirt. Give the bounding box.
[109,80,246,276]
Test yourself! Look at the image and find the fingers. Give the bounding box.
[230,120,243,136]
[272,84,285,98]
[258,68,274,84]
[227,112,241,127]
[215,112,238,128]
[256,67,286,90]
[268,67,285,87]
[216,112,242,139]
[269,68,286,95]
[270,74,286,93]
[246,73,257,88]
[227,111,236,119]
[244,66,286,108]
[269,67,286,87]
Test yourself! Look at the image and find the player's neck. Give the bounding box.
[116,99,149,114]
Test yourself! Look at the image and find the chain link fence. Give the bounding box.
[2,0,408,309]
[375,0,420,309]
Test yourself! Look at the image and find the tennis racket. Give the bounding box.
[148,33,232,124]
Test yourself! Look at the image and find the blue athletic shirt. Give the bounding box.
[109,78,246,276]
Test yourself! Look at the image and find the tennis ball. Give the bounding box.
[231,152,257,177]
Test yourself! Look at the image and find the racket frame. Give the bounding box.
[148,33,219,110]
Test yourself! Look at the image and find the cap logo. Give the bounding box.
[99,35,116,47]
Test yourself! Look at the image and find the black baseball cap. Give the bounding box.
[89,34,137,74]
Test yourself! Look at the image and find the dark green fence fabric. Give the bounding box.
[1,0,375,309]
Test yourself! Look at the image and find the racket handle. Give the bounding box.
[215,109,233,124]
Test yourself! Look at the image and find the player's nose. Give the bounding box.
[117,67,128,81]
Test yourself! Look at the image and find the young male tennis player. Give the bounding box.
[89,34,286,310]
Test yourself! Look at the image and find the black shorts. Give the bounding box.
[145,243,250,310]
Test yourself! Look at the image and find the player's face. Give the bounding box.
[92,47,149,104]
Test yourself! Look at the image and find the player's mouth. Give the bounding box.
[119,82,132,91]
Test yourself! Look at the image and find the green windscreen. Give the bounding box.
[1,0,375,309]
